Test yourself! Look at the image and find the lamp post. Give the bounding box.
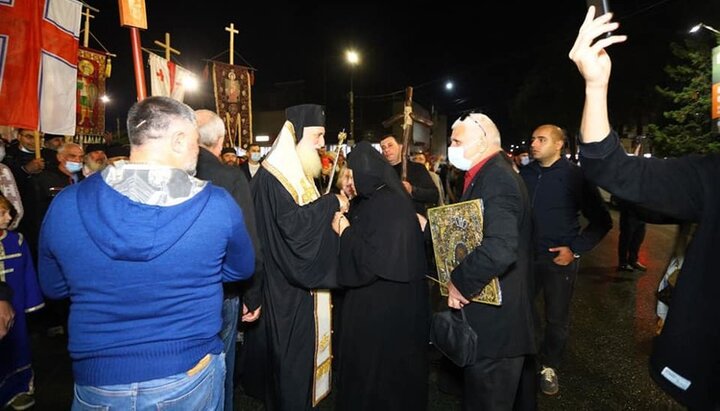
[689,23,720,36]
[345,49,360,143]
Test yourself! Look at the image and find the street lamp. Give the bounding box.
[689,23,720,36]
[345,49,360,143]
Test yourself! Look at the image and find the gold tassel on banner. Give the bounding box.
[105,58,112,78]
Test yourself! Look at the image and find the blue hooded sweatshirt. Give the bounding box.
[38,169,254,386]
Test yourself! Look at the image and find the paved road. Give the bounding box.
[28,210,688,410]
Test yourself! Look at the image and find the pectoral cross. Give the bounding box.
[381,86,434,180]
[225,23,239,65]
[154,32,180,61]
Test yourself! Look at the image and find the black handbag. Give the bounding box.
[430,308,477,367]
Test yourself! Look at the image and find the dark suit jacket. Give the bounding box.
[196,148,264,310]
[450,152,536,359]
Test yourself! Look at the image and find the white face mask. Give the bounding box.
[448,145,473,171]
[520,156,531,166]
[65,161,83,174]
[250,152,262,162]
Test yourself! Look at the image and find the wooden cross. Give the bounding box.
[381,86,434,180]
[81,7,95,48]
[154,32,180,61]
[225,23,239,65]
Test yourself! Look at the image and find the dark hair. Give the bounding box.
[0,195,17,220]
[126,96,196,146]
[381,134,398,144]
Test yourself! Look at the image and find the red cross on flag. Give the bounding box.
[149,53,171,98]
[0,0,82,134]
[148,52,197,103]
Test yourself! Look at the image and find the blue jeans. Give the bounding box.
[220,296,240,411]
[72,353,225,410]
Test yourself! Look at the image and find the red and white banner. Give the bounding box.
[148,52,197,103]
[0,0,82,134]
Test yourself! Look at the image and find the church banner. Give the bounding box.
[76,47,107,136]
[211,61,253,148]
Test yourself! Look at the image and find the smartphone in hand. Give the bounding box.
[586,0,613,37]
[586,0,610,17]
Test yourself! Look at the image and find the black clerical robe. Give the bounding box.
[335,142,430,410]
[247,166,340,410]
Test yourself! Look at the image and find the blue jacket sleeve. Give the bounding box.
[37,201,70,300]
[222,195,255,282]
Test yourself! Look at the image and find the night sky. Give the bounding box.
[88,0,719,147]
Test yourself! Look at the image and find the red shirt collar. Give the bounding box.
[463,154,495,193]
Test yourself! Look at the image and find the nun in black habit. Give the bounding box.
[335,141,430,411]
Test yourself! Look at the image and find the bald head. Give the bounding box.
[530,124,566,167]
[449,113,503,169]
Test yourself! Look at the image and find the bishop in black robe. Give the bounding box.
[244,107,344,410]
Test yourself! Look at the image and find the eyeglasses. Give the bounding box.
[458,112,487,137]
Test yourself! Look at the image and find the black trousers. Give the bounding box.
[535,257,579,369]
[464,356,525,411]
[618,206,646,265]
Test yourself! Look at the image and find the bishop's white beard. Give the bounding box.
[296,145,322,179]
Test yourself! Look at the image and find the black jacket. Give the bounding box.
[196,148,264,310]
[580,131,720,409]
[451,152,535,359]
[392,161,439,215]
[520,158,611,257]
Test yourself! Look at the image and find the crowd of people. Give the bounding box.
[1,6,718,411]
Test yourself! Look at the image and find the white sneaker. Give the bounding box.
[540,366,559,395]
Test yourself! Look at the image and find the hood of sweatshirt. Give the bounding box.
[77,162,210,261]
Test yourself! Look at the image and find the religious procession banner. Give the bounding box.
[76,47,108,136]
[210,61,253,148]
[148,53,197,103]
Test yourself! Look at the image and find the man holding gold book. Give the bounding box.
[445,112,535,410]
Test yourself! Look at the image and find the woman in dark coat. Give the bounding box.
[334,141,429,411]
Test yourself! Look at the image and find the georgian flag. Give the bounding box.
[0,0,82,134]
[148,52,197,103]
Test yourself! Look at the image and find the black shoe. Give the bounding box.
[617,264,635,272]
[631,262,647,272]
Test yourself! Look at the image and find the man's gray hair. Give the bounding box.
[195,109,226,148]
[127,96,196,146]
[58,142,82,156]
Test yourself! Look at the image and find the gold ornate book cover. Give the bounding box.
[427,199,502,306]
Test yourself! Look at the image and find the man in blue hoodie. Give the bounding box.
[520,124,612,396]
[38,96,255,410]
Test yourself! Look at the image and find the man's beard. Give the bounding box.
[296,145,322,179]
[86,157,107,173]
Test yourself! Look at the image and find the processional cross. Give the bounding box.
[382,86,434,180]
[154,32,180,61]
[225,23,239,65]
